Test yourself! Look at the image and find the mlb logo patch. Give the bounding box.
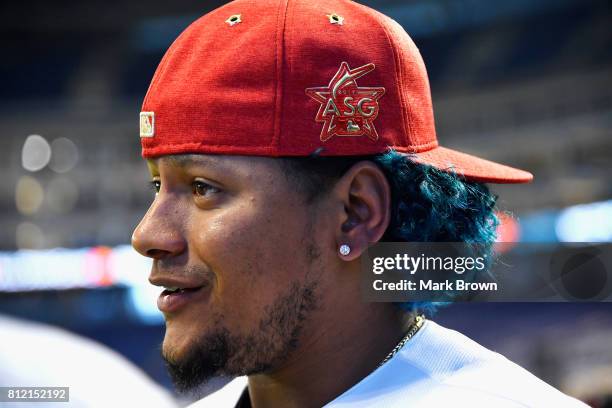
[140,112,155,137]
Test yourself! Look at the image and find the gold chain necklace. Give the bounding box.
[378,314,426,368]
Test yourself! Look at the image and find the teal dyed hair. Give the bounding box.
[372,151,498,244]
[371,151,499,314]
[278,149,499,315]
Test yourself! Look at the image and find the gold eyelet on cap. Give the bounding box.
[326,13,344,25]
[225,14,242,26]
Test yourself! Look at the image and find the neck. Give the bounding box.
[246,278,413,408]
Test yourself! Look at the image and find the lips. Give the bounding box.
[157,285,208,314]
[149,271,213,314]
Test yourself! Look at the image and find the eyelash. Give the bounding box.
[148,179,220,197]
[150,180,161,194]
[192,179,220,197]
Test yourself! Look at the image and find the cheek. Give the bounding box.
[188,198,314,319]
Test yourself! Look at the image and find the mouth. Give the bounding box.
[157,285,208,314]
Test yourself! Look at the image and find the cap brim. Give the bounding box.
[409,146,533,184]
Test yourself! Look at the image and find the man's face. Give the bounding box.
[132,154,330,392]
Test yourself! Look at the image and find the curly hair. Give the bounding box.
[278,149,499,314]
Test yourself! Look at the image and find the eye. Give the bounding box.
[149,180,161,194]
[192,179,220,197]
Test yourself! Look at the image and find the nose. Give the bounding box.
[132,198,187,260]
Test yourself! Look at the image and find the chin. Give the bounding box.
[162,325,197,364]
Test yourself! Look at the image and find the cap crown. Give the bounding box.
[141,0,437,158]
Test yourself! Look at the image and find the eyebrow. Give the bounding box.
[147,155,218,175]
[147,154,237,179]
[164,155,216,169]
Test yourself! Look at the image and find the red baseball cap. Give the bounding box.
[140,0,533,184]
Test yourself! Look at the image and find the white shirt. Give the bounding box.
[0,315,177,408]
[190,320,587,407]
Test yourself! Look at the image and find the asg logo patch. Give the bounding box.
[306,62,385,142]
[140,112,155,138]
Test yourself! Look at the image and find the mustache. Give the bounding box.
[151,260,216,280]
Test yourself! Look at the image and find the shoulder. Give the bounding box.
[187,321,588,408]
[0,315,177,407]
[326,320,587,408]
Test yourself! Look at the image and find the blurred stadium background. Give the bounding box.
[0,0,611,406]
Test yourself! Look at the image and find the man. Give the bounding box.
[131,0,586,406]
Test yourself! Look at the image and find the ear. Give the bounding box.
[331,161,391,261]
